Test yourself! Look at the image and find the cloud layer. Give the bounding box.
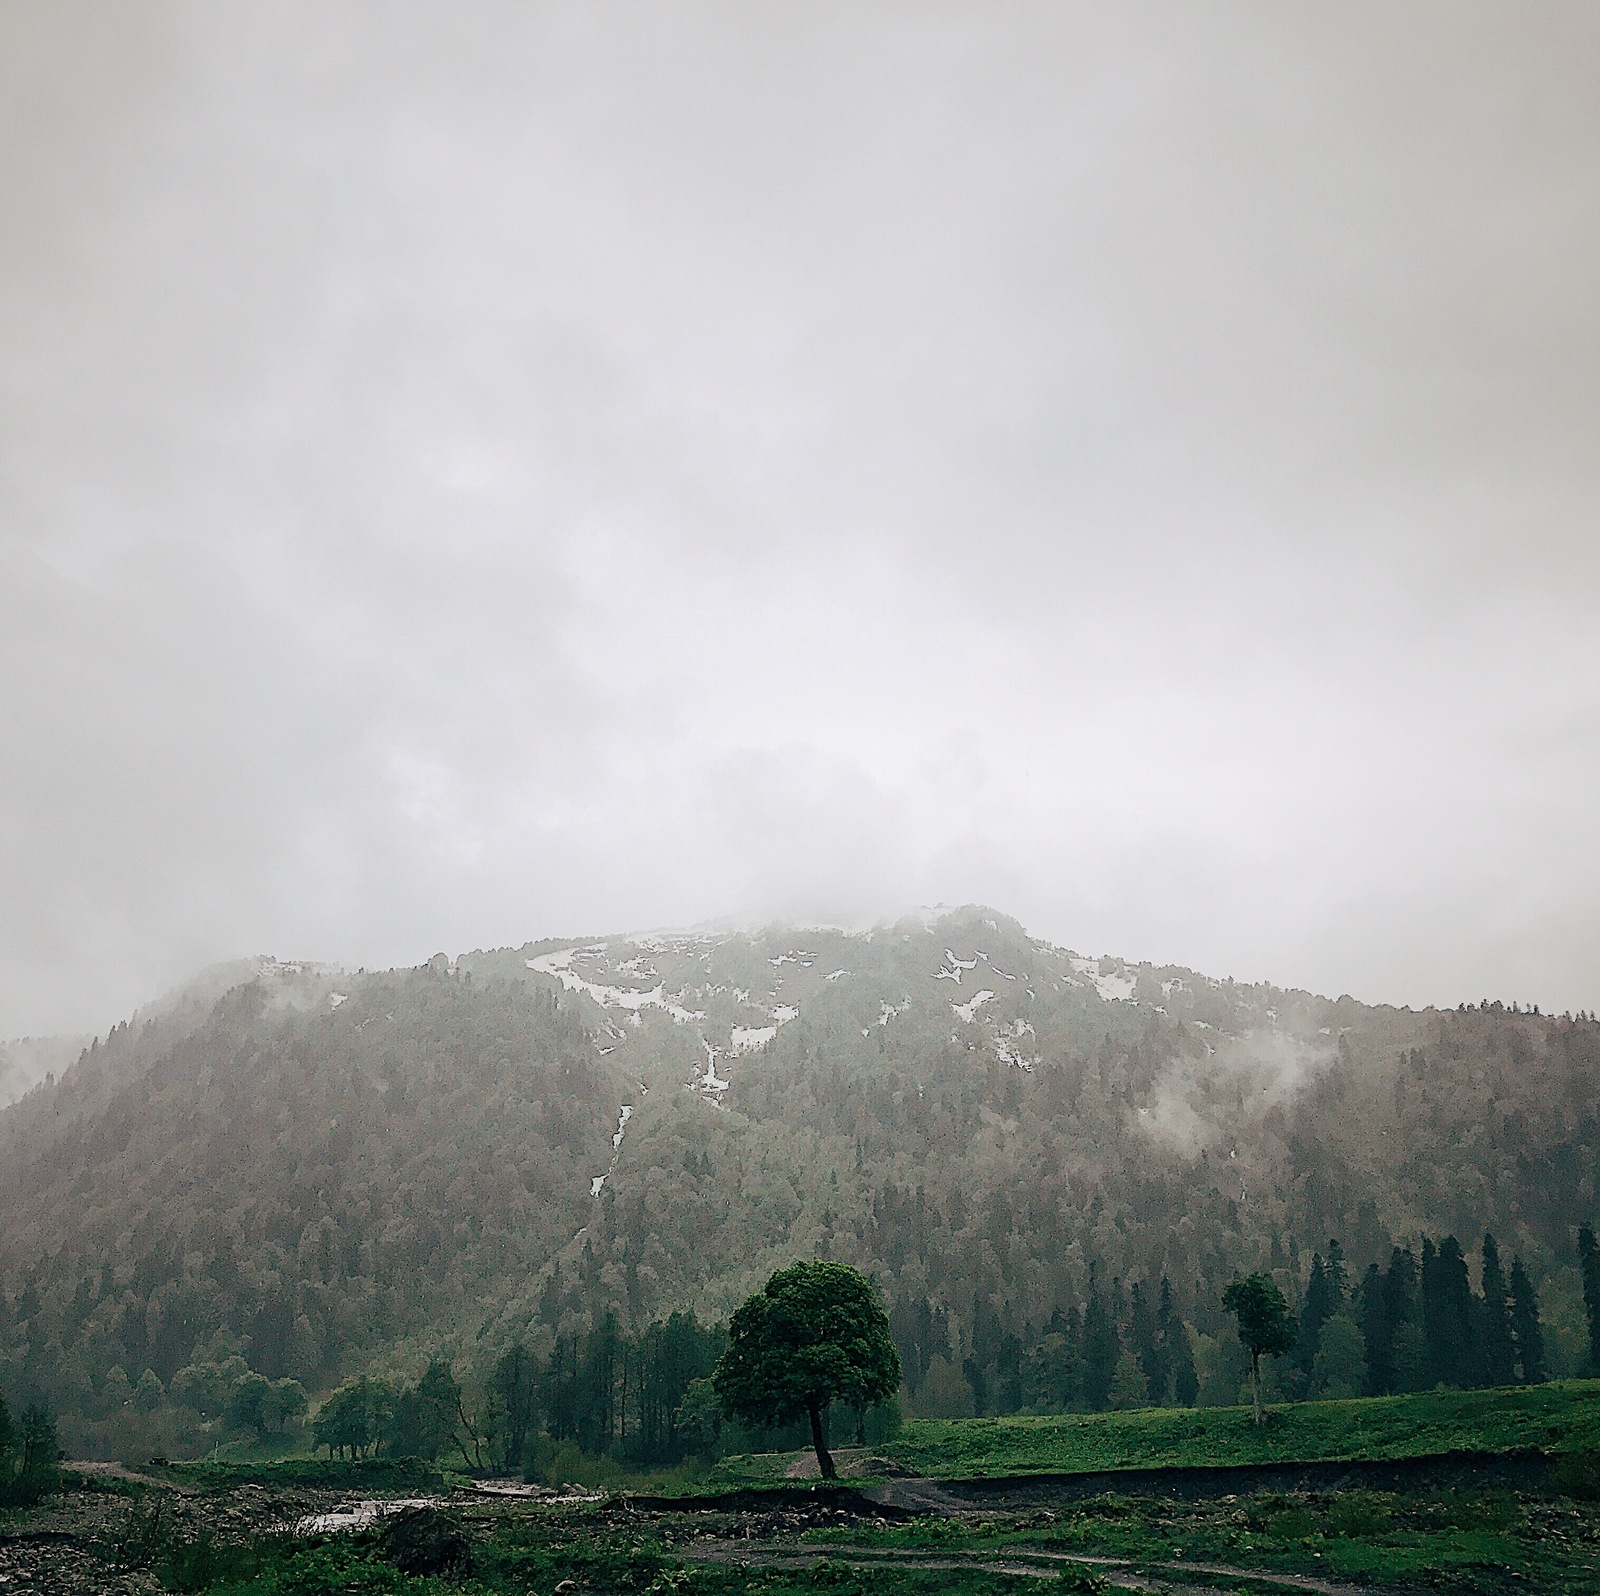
[4,2,1600,1034]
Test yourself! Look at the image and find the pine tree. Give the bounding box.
[1298,1252,1329,1386]
[1154,1277,1192,1406]
[1297,1241,1346,1387]
[1080,1272,1120,1413]
[1508,1257,1546,1385]
[1168,1316,1199,1407]
[1325,1240,1349,1308]
[1580,1226,1600,1376]
[492,1343,539,1473]
[1423,1237,1477,1388]
[1477,1234,1517,1387]
[1382,1247,1423,1391]
[1358,1262,1391,1395]
[18,1404,58,1480]
[1130,1281,1164,1404]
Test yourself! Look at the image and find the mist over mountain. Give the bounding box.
[2,905,1596,1449]
[0,1034,88,1108]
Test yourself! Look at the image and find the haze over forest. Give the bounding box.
[3,905,1598,1464]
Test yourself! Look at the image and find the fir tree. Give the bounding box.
[1358,1262,1391,1395]
[492,1343,539,1473]
[1477,1234,1517,1388]
[1297,1241,1346,1386]
[1130,1281,1164,1404]
[1580,1226,1600,1376]
[1155,1277,1196,1406]
[1508,1256,1546,1385]
[1422,1237,1476,1388]
[1080,1271,1120,1413]
[18,1404,57,1480]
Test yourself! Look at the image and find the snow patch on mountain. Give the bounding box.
[952,990,997,1023]
[527,949,707,1024]
[1070,957,1137,1003]
[591,1103,634,1196]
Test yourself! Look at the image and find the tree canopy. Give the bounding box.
[1222,1273,1297,1424]
[714,1260,899,1478]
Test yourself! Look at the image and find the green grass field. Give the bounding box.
[709,1380,1600,1486]
[12,1385,1600,1595]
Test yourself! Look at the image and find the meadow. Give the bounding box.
[708,1379,1600,1486]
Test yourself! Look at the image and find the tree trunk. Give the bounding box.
[807,1402,836,1479]
[1251,1351,1263,1426]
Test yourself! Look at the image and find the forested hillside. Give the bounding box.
[2,907,1598,1457]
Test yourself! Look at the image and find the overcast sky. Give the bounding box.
[4,2,1599,1038]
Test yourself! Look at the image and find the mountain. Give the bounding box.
[2,907,1597,1445]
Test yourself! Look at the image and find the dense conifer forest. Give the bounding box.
[2,908,1598,1460]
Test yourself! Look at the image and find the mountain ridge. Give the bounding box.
[2,905,1596,1450]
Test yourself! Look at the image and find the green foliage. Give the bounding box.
[1222,1275,1296,1423]
[1222,1276,1297,1362]
[311,1376,393,1460]
[1106,1354,1148,1411]
[223,1372,306,1440]
[491,1341,537,1472]
[1580,1226,1600,1375]
[158,1530,265,1592]
[1310,1314,1366,1399]
[384,1360,461,1462]
[837,1379,1600,1480]
[1509,1256,1547,1384]
[0,1395,61,1506]
[715,1261,899,1477]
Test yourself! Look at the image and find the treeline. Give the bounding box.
[893,1273,1198,1417]
[1349,1233,1546,1397]
[312,1311,732,1476]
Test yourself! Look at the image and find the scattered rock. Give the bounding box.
[376,1505,472,1579]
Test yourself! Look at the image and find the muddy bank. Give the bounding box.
[870,1447,1557,1510]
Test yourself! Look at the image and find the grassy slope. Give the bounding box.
[889,1382,1600,1477]
[709,1381,1600,1486]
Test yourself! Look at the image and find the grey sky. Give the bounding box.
[4,2,1599,1038]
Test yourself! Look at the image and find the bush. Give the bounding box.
[158,1531,263,1593]
[525,1436,626,1490]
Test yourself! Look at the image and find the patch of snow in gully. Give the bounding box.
[952,990,997,1023]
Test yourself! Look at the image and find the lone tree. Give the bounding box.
[714,1260,900,1479]
[1222,1273,1297,1425]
